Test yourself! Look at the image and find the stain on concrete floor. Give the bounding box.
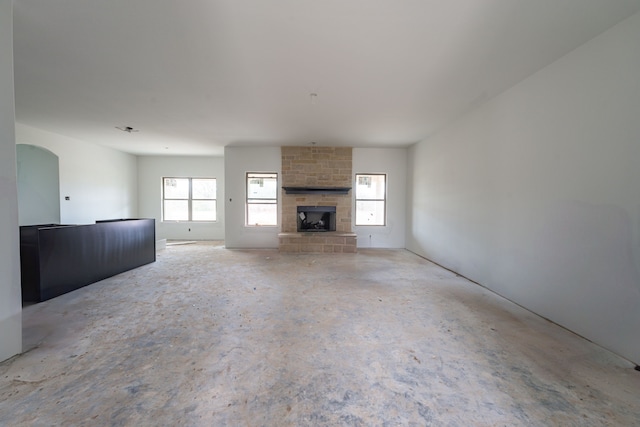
[1,242,639,426]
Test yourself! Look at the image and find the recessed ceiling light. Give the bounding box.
[116,126,139,133]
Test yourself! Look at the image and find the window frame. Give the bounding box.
[354,173,387,226]
[246,172,279,227]
[162,177,217,222]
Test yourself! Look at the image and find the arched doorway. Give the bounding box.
[16,144,61,225]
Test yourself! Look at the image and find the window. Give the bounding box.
[163,177,216,221]
[355,173,386,226]
[246,172,278,226]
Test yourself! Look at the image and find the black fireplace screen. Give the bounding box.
[297,206,336,232]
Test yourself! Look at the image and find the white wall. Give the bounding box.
[17,144,61,225]
[224,146,281,248]
[353,148,406,248]
[137,156,225,241]
[16,124,137,224]
[407,13,640,364]
[0,0,22,362]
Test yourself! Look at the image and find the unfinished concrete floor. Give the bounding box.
[1,242,639,426]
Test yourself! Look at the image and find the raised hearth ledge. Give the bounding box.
[278,232,356,238]
[278,232,357,253]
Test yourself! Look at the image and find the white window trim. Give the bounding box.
[246,172,279,227]
[355,173,387,226]
[162,177,217,222]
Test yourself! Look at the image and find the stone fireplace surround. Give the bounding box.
[278,147,357,253]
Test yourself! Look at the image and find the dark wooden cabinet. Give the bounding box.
[20,219,156,303]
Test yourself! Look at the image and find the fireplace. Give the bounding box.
[279,147,356,253]
[297,206,336,232]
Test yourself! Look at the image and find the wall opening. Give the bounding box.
[16,144,61,226]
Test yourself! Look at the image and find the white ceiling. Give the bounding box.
[13,0,640,156]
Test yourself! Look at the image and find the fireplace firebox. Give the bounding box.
[297,206,336,232]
